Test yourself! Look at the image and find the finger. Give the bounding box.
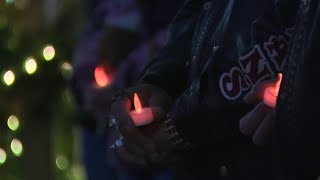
[239,102,272,135]
[252,111,275,146]
[111,99,131,115]
[111,99,136,131]
[111,100,156,153]
[114,146,147,167]
[109,99,131,127]
[243,91,261,104]
[244,74,282,104]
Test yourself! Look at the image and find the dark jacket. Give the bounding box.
[140,0,300,179]
[276,0,320,179]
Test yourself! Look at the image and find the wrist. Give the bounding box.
[164,113,193,151]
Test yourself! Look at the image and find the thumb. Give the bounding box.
[243,73,282,104]
[243,91,261,104]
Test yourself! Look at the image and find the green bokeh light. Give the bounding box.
[10,139,23,157]
[0,148,7,165]
[5,0,15,4]
[43,44,55,61]
[7,115,20,131]
[3,70,15,86]
[25,57,38,75]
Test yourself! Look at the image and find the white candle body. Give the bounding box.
[129,107,154,126]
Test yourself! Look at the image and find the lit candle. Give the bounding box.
[263,73,283,108]
[94,65,110,88]
[129,93,154,126]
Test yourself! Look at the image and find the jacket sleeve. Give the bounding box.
[139,0,203,98]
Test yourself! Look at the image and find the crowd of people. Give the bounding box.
[70,0,320,179]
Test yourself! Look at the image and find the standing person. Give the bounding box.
[70,0,183,179]
[110,0,300,179]
[71,1,141,179]
[237,0,320,179]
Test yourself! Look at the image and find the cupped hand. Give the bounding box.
[239,74,282,146]
[110,84,175,167]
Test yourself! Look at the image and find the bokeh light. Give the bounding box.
[10,139,23,157]
[43,44,55,61]
[7,115,20,131]
[56,155,69,170]
[25,57,37,74]
[94,65,110,88]
[5,0,15,4]
[3,70,15,86]
[68,164,86,180]
[0,148,7,165]
[60,62,73,78]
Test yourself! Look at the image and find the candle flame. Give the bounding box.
[94,65,110,87]
[263,73,283,108]
[274,73,283,95]
[134,93,142,114]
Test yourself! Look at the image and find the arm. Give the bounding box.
[139,0,203,98]
[109,0,205,166]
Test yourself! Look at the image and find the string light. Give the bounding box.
[25,57,37,75]
[43,44,55,61]
[3,70,15,86]
[0,148,7,165]
[7,115,20,131]
[10,139,23,157]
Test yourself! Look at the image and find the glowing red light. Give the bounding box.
[130,92,154,126]
[94,65,110,87]
[134,93,142,113]
[263,73,283,108]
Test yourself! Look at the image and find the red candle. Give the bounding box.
[263,73,283,108]
[129,93,154,126]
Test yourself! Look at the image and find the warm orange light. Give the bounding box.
[275,73,283,93]
[134,93,142,114]
[94,65,110,87]
[130,92,154,126]
[263,73,283,108]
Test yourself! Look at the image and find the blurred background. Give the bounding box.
[0,0,182,180]
[1,0,97,179]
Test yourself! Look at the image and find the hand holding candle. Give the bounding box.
[129,93,155,126]
[110,84,171,156]
[240,73,283,145]
[263,73,283,108]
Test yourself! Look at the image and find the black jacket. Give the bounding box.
[140,0,300,179]
[276,0,320,179]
